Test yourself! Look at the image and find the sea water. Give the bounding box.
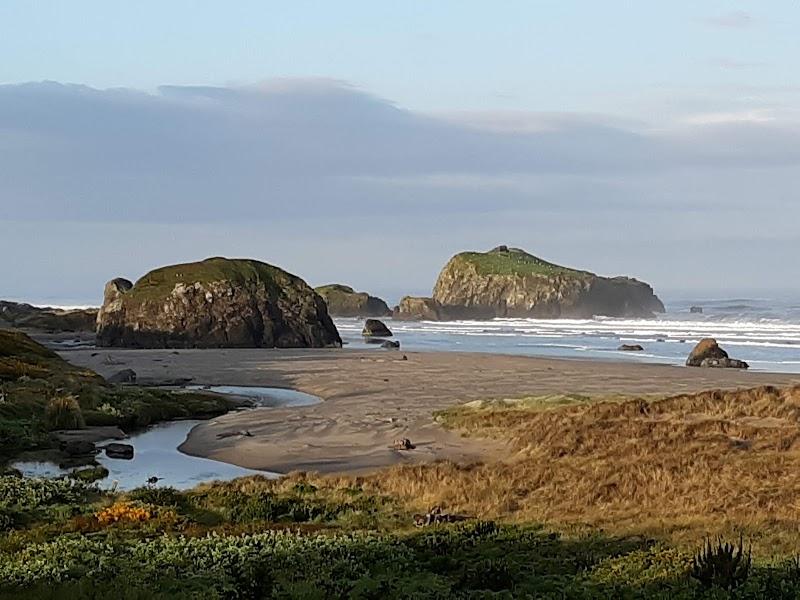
[337,297,800,373]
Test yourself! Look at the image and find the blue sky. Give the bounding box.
[1,2,799,303]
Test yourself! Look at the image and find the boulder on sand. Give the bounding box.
[686,338,747,369]
[362,319,392,337]
[381,340,400,349]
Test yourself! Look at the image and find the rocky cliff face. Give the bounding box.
[96,257,342,348]
[430,246,664,319]
[314,284,391,318]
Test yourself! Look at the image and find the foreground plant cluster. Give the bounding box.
[0,330,233,459]
[0,475,799,599]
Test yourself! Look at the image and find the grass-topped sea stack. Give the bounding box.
[96,257,342,348]
[314,284,391,317]
[424,245,665,319]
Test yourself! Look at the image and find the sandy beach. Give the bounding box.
[62,347,800,475]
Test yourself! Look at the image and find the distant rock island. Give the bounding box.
[96,257,342,348]
[0,301,97,333]
[395,246,664,320]
[314,284,391,318]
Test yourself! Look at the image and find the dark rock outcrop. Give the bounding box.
[430,246,665,320]
[690,306,703,314]
[393,296,443,321]
[686,338,747,369]
[96,257,341,349]
[62,440,96,457]
[362,319,392,337]
[315,284,391,317]
[381,340,400,349]
[0,301,97,333]
[685,338,729,366]
[104,442,134,460]
[618,344,644,352]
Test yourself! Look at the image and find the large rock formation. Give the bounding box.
[314,284,391,318]
[393,296,443,321]
[0,301,98,333]
[96,257,342,349]
[428,246,665,319]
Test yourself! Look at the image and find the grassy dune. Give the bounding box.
[356,386,800,554]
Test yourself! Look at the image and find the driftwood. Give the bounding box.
[413,506,470,527]
[390,438,415,450]
[216,430,253,440]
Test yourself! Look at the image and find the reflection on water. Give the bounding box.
[12,387,322,490]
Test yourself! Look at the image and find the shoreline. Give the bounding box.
[61,347,800,475]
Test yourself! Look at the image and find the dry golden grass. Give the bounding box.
[325,384,800,554]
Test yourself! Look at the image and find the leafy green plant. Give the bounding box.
[690,535,751,590]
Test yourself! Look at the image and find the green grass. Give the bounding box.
[128,257,299,301]
[315,284,356,295]
[453,247,591,278]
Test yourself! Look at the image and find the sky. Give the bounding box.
[1,1,799,305]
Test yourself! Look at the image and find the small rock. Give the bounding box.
[62,440,96,456]
[618,344,644,352]
[690,306,703,314]
[700,357,749,369]
[107,369,137,384]
[362,319,393,337]
[104,442,134,460]
[381,340,400,349]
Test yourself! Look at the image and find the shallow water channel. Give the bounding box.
[11,387,322,490]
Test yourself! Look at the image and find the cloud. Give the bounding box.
[1,79,799,298]
[701,10,755,29]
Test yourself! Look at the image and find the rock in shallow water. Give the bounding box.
[362,319,393,337]
[686,338,748,369]
[618,344,644,352]
[104,442,134,460]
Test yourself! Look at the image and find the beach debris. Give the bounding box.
[104,442,134,460]
[216,430,254,440]
[391,438,415,450]
[686,338,748,369]
[107,368,137,384]
[618,344,644,352]
[413,506,470,527]
[362,318,393,337]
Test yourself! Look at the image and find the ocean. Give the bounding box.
[335,297,800,373]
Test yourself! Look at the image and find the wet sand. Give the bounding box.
[62,347,800,475]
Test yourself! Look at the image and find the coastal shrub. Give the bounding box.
[691,536,751,590]
[44,394,84,430]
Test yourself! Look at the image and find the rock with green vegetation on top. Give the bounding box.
[314,284,391,317]
[0,301,98,333]
[96,257,342,349]
[429,245,665,319]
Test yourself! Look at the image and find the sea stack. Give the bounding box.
[429,246,664,319]
[96,257,341,348]
[315,284,391,317]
